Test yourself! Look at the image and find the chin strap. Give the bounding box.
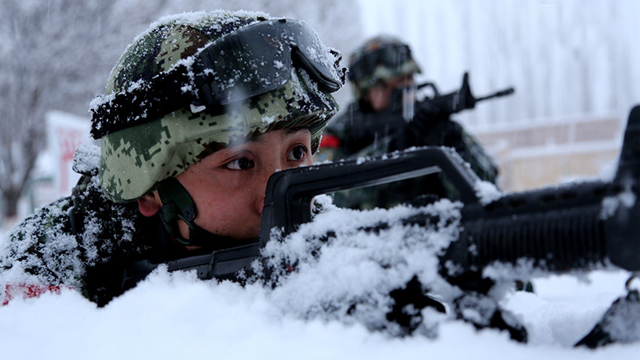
[156,177,252,249]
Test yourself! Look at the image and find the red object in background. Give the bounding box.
[3,283,63,306]
[320,134,340,149]
[54,127,87,194]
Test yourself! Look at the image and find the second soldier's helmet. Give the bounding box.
[90,11,346,203]
[348,35,421,100]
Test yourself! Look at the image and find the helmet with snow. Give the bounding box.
[348,35,420,100]
[90,10,346,204]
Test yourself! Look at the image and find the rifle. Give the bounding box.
[260,103,639,346]
[412,72,513,184]
[122,105,639,345]
[124,104,639,282]
[409,71,514,118]
[260,106,639,277]
[348,71,513,184]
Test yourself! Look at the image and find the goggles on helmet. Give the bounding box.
[90,18,346,139]
[348,43,413,85]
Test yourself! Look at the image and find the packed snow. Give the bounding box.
[0,196,638,359]
[0,263,635,359]
[1,142,639,359]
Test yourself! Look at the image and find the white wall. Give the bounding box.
[356,0,640,130]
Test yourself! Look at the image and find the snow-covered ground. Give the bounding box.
[0,266,635,359]
[0,198,638,359]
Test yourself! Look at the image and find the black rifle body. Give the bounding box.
[123,105,640,289]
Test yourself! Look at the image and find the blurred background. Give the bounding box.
[0,0,638,229]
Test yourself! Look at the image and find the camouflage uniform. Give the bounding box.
[0,10,341,306]
[0,145,161,306]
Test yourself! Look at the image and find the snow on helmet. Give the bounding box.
[90,10,346,203]
[348,35,420,100]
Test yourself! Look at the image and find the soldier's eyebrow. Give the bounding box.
[284,127,309,135]
[244,127,310,145]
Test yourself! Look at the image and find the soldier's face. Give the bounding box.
[366,75,415,111]
[175,128,313,240]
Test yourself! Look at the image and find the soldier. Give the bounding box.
[322,35,499,209]
[0,10,345,306]
[321,35,422,160]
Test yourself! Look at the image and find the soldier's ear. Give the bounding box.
[137,191,162,217]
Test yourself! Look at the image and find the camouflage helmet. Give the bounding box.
[348,35,421,100]
[90,10,345,203]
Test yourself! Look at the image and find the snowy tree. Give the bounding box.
[0,0,168,220]
[0,1,109,218]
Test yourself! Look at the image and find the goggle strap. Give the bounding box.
[91,63,199,139]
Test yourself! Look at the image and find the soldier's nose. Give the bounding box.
[255,167,279,216]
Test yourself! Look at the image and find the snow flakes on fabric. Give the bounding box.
[0,197,84,290]
[72,143,101,176]
[1,150,151,306]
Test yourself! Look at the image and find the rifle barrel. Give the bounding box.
[475,87,515,102]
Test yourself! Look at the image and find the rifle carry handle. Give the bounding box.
[259,147,481,244]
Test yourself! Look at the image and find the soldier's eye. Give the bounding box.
[225,157,254,170]
[287,145,308,161]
